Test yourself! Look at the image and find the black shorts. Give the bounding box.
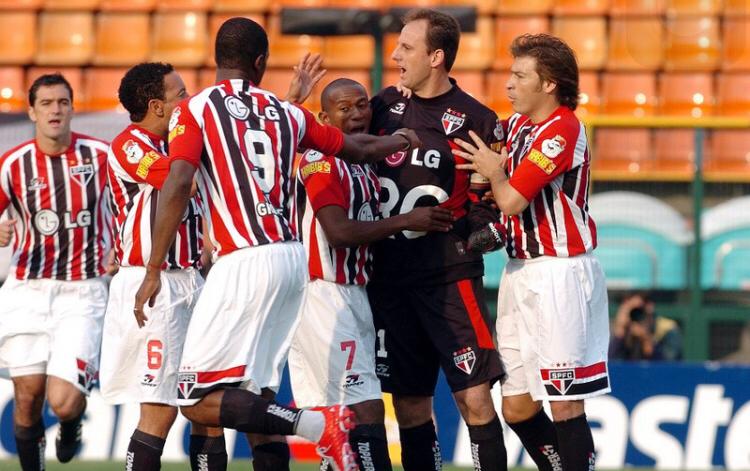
[368,277,505,396]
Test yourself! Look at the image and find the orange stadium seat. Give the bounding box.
[577,72,601,117]
[601,72,657,116]
[156,0,212,10]
[487,71,513,117]
[717,73,750,116]
[450,71,487,103]
[724,0,750,16]
[0,0,41,9]
[664,17,720,71]
[94,13,150,66]
[494,16,550,70]
[175,68,199,95]
[36,12,95,66]
[151,12,209,67]
[267,15,324,68]
[609,0,664,15]
[328,0,384,6]
[324,36,376,69]
[553,0,609,15]
[84,67,128,112]
[0,67,26,112]
[199,68,216,89]
[496,0,552,15]
[275,0,328,11]
[592,129,653,177]
[607,18,663,71]
[99,0,155,10]
[388,0,439,7]
[706,130,750,180]
[453,17,494,71]
[0,12,36,66]
[382,33,399,70]
[658,72,714,116]
[665,0,721,15]
[42,0,100,9]
[653,129,706,179]
[552,16,607,70]
[442,0,496,15]
[213,0,271,11]
[207,14,266,67]
[721,19,750,71]
[27,67,85,110]
[261,68,314,108]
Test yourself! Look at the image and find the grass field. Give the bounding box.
[0,461,476,470]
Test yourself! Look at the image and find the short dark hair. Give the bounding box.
[403,9,461,73]
[28,73,73,106]
[118,62,175,122]
[321,78,367,112]
[511,33,580,110]
[215,17,269,72]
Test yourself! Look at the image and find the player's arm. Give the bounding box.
[0,168,15,247]
[284,53,326,105]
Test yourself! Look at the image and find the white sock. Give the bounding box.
[295,410,325,442]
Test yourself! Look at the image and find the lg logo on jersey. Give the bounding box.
[385,148,441,169]
[34,209,91,235]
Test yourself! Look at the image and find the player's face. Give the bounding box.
[322,85,372,135]
[392,19,434,92]
[506,56,550,116]
[161,71,188,119]
[28,84,73,142]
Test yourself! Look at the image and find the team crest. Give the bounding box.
[549,369,575,395]
[122,139,144,164]
[389,102,406,115]
[177,372,197,399]
[453,347,476,375]
[28,177,47,191]
[225,95,250,120]
[441,108,466,135]
[77,358,97,392]
[69,164,94,188]
[493,119,504,141]
[541,135,567,158]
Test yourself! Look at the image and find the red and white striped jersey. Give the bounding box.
[108,124,203,270]
[168,79,345,256]
[296,149,380,285]
[503,106,597,259]
[0,133,111,281]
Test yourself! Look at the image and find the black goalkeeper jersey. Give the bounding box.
[369,83,504,286]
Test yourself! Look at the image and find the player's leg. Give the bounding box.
[11,372,47,471]
[189,423,227,471]
[246,388,290,471]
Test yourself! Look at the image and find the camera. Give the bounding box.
[629,307,646,322]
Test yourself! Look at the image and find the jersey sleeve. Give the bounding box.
[168,101,204,168]
[508,121,578,202]
[478,112,506,153]
[111,137,171,190]
[299,153,348,212]
[297,106,345,156]
[0,157,11,213]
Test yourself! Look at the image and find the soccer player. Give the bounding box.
[132,17,420,471]
[454,33,610,471]
[367,9,507,470]
[0,73,111,471]
[100,62,228,471]
[290,78,455,471]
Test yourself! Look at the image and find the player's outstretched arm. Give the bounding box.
[337,129,421,164]
[317,205,454,249]
[284,53,326,105]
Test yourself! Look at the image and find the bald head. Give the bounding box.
[318,79,371,135]
[321,79,368,113]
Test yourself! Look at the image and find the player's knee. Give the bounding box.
[48,395,83,421]
[393,396,432,427]
[550,400,584,422]
[180,405,200,423]
[349,399,385,424]
[13,390,44,424]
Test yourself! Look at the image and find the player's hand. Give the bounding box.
[105,248,119,276]
[285,53,326,105]
[0,218,15,247]
[134,268,162,328]
[453,130,508,182]
[466,222,505,254]
[393,128,421,150]
[396,82,413,99]
[403,206,454,232]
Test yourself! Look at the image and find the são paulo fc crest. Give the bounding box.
[178,372,197,399]
[69,164,94,188]
[442,108,466,135]
[548,369,575,395]
[77,358,97,392]
[453,347,476,375]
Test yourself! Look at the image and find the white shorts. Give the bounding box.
[289,280,382,408]
[177,242,306,406]
[99,266,203,406]
[0,276,108,395]
[497,253,610,401]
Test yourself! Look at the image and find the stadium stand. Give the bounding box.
[0,12,36,66]
[36,11,95,66]
[94,13,151,66]
[609,0,665,16]
[663,16,721,71]
[552,16,607,70]
[701,196,750,289]
[606,17,663,71]
[496,0,552,14]
[151,11,209,67]
[0,68,25,113]
[493,16,550,70]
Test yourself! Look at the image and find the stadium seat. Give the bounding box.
[664,17,720,71]
[42,0,100,9]
[606,18,663,71]
[496,0,552,14]
[324,36,375,69]
[701,196,750,289]
[151,12,208,67]
[601,72,657,116]
[493,16,550,70]
[0,0,41,9]
[665,0,721,15]
[706,130,750,181]
[589,191,691,289]
[453,16,494,71]
[577,71,601,117]
[442,0,495,14]
[176,68,199,95]
[262,68,306,106]
[653,129,707,179]
[94,13,150,66]
[328,0,384,7]
[552,16,607,70]
[84,67,129,112]
[716,72,750,116]
[0,67,26,113]
[658,72,714,116]
[36,12,95,66]
[483,250,508,289]
[207,14,266,67]
[0,12,36,66]
[451,71,486,103]
[382,34,399,69]
[275,0,328,9]
[721,19,750,71]
[156,0,211,10]
[26,67,85,110]
[267,15,324,68]
[213,0,270,12]
[592,129,653,176]
[487,71,513,117]
[553,0,609,15]
[99,0,155,10]
[609,0,665,15]
[724,0,750,16]
[388,0,438,7]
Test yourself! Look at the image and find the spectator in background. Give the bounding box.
[720,322,750,364]
[610,293,683,361]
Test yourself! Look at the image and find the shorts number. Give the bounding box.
[243,129,276,193]
[147,340,163,370]
[378,177,449,239]
[340,340,356,370]
[376,329,388,358]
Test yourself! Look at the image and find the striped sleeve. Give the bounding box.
[168,102,204,168]
[299,154,347,212]
[0,154,10,213]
